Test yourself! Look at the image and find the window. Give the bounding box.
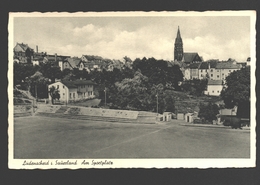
[217,90,219,93]
[212,90,214,93]
[73,93,75,98]
[217,70,219,72]
[201,74,203,77]
[206,69,207,72]
[229,70,231,72]
[70,93,71,98]
[57,85,59,89]
[63,85,65,89]
[201,70,203,72]
[211,74,213,77]
[217,75,219,78]
[211,69,213,72]
[222,73,224,76]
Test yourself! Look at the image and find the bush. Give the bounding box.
[198,102,219,123]
[193,118,202,124]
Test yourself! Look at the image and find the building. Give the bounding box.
[204,79,223,96]
[182,52,203,64]
[59,57,81,71]
[174,26,184,61]
[81,55,106,71]
[48,79,96,103]
[13,42,34,64]
[198,62,209,80]
[214,61,241,81]
[186,62,201,80]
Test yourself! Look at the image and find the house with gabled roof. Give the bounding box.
[48,79,96,103]
[80,55,106,71]
[185,62,201,80]
[204,79,223,96]
[59,57,81,71]
[13,42,34,64]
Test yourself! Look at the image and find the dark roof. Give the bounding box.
[208,80,223,85]
[188,62,201,69]
[209,60,218,68]
[170,60,187,68]
[199,62,209,69]
[183,53,201,63]
[215,62,241,69]
[62,80,96,88]
[66,58,81,68]
[14,43,34,52]
[83,55,103,61]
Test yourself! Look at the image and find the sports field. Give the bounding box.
[14,116,250,159]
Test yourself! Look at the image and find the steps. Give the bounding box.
[36,112,140,123]
[36,106,156,124]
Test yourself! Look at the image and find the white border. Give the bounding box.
[8,11,256,169]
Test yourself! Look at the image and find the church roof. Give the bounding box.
[183,53,201,63]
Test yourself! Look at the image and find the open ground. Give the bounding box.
[14,116,250,159]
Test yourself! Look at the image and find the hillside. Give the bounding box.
[172,91,221,114]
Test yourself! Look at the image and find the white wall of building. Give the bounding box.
[48,82,69,103]
[204,85,223,96]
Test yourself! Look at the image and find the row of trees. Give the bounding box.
[14,58,250,119]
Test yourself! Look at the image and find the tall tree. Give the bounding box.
[49,86,60,105]
[220,67,250,118]
[114,70,150,110]
[26,71,49,99]
[198,102,220,123]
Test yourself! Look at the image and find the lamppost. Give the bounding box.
[104,87,106,107]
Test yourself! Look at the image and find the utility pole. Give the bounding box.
[156,93,158,115]
[104,87,106,107]
[35,84,37,101]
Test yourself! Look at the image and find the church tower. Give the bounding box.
[174,26,183,61]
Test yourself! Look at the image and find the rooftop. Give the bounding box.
[207,80,223,85]
[61,79,96,88]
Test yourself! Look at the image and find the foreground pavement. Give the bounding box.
[13,116,250,158]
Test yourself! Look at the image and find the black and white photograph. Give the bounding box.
[8,11,256,169]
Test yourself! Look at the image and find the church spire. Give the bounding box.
[176,26,181,40]
[174,26,183,61]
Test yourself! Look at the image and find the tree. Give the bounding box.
[220,67,250,118]
[39,62,61,83]
[198,102,220,123]
[26,71,49,99]
[181,79,208,96]
[14,62,38,87]
[114,70,150,110]
[49,86,60,105]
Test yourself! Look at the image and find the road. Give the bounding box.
[13,116,250,159]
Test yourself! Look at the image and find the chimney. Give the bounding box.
[36,45,38,53]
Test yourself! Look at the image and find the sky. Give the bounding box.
[11,12,253,62]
